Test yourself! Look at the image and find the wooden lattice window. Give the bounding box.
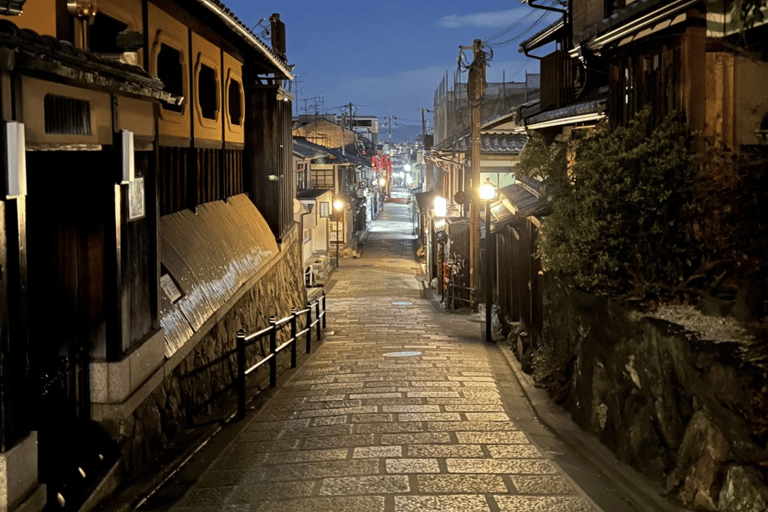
[44,94,92,135]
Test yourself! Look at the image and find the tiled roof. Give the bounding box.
[450,133,528,154]
[192,0,292,78]
[0,20,172,100]
[525,95,606,126]
[293,137,369,167]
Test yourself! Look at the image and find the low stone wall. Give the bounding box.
[103,233,306,479]
[511,275,768,511]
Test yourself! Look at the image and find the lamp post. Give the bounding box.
[333,198,344,268]
[479,179,497,342]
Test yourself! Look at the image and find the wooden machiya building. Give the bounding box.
[0,1,300,511]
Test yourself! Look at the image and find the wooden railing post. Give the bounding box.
[236,329,246,419]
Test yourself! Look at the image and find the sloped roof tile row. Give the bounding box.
[0,20,171,99]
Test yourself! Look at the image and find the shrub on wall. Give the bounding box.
[520,108,698,299]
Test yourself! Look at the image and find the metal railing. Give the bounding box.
[235,291,327,419]
[446,283,475,310]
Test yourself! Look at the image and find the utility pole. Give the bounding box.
[420,108,431,139]
[467,39,485,308]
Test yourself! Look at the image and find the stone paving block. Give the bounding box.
[510,475,578,494]
[464,412,512,422]
[258,459,378,482]
[488,444,543,458]
[416,474,507,493]
[265,448,349,464]
[312,416,348,426]
[279,424,354,438]
[398,412,462,422]
[380,432,452,445]
[406,391,461,398]
[493,495,596,511]
[394,495,491,512]
[255,496,386,512]
[455,431,529,444]
[382,405,441,413]
[348,392,403,399]
[319,475,410,495]
[385,458,440,473]
[302,433,375,449]
[446,458,558,475]
[353,446,403,458]
[426,397,503,405]
[443,404,506,412]
[428,421,519,432]
[294,405,377,418]
[355,422,425,434]
[226,480,315,503]
[407,444,484,458]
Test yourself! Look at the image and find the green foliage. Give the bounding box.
[536,108,698,299]
[516,130,568,181]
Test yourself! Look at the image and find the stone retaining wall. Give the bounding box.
[104,234,306,479]
[511,275,768,511]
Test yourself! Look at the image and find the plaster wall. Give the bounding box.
[0,0,56,35]
[148,2,191,144]
[21,77,112,146]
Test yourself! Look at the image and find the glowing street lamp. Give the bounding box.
[433,196,447,218]
[479,178,497,342]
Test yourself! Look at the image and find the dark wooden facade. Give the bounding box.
[0,1,295,510]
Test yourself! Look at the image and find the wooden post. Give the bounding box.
[468,39,485,309]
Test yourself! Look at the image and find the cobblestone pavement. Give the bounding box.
[170,190,601,512]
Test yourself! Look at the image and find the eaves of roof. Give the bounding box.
[192,0,294,79]
[525,95,607,129]
[582,0,699,50]
[520,17,566,53]
[0,20,175,102]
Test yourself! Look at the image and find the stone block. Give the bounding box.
[0,432,43,512]
[718,465,768,512]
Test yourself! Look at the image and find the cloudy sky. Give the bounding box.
[224,1,559,127]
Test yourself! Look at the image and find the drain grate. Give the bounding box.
[383,351,422,357]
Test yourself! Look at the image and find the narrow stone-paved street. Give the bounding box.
[167,190,600,512]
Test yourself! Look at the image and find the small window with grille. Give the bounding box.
[44,94,92,135]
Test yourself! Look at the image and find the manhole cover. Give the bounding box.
[383,351,422,357]
[392,301,413,306]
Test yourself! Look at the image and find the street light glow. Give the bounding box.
[433,196,447,217]
[480,179,496,201]
[334,199,344,211]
